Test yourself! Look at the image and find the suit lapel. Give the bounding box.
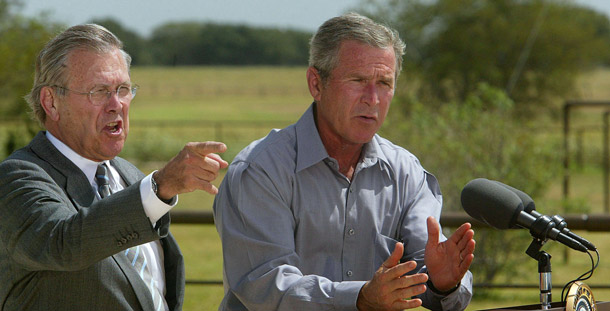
[110,158,141,186]
[29,132,95,209]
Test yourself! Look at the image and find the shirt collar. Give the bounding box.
[295,103,389,173]
[364,135,392,177]
[362,136,381,168]
[45,131,106,186]
[295,104,329,172]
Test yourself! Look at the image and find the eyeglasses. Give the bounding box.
[53,84,139,106]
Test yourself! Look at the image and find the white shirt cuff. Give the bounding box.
[140,171,178,224]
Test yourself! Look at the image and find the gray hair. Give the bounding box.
[309,12,406,83]
[25,24,132,126]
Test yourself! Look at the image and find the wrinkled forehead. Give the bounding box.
[65,48,130,87]
[335,41,396,72]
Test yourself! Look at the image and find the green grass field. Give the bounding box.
[130,66,311,122]
[5,65,610,310]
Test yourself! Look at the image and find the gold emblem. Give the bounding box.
[566,281,596,311]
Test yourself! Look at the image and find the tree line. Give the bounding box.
[93,18,312,66]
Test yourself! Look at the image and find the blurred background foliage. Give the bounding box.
[4,0,610,118]
[361,0,610,112]
[2,0,609,296]
[381,82,562,284]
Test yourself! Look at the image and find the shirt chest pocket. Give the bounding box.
[374,233,400,269]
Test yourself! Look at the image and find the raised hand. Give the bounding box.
[357,242,429,311]
[424,216,475,292]
[154,141,229,199]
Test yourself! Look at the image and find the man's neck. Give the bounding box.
[312,105,365,180]
[323,139,363,181]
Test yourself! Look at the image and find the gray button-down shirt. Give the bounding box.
[213,104,473,310]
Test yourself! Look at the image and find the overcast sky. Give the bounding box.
[17,0,610,37]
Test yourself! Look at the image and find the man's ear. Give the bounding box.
[306,67,323,103]
[40,86,60,122]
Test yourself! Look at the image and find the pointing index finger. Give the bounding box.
[190,141,227,155]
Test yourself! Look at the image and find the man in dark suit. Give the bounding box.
[0,24,228,310]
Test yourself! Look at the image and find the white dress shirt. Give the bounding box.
[46,131,175,311]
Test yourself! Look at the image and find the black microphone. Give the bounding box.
[461,178,588,252]
[492,180,597,251]
[491,181,536,213]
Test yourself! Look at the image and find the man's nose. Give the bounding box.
[104,91,123,111]
[362,82,380,106]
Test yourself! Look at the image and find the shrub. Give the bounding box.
[381,82,562,284]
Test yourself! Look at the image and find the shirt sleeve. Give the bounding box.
[213,161,364,311]
[420,269,473,311]
[140,171,177,224]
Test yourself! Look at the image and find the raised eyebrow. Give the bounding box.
[91,83,131,90]
[347,73,368,80]
[90,84,109,90]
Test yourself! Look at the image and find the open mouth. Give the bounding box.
[104,121,122,134]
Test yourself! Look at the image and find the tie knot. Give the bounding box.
[96,164,112,198]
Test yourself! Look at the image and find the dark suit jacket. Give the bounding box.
[0,132,185,310]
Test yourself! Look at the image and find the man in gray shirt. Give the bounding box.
[213,13,475,311]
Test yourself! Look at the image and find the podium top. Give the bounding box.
[478,301,610,311]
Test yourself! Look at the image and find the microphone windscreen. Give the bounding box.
[492,180,536,213]
[461,178,524,229]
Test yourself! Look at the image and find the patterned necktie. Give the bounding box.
[124,246,165,311]
[95,163,164,310]
[95,164,112,198]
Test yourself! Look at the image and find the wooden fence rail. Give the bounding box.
[172,210,610,231]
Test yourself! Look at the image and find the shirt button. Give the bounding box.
[346,270,353,277]
[348,229,355,236]
[349,188,353,193]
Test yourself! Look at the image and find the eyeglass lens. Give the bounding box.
[89,86,137,105]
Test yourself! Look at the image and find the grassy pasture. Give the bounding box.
[130,66,311,121]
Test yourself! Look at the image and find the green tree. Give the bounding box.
[149,22,206,65]
[89,18,150,65]
[361,0,610,111]
[148,22,310,66]
[381,83,562,285]
[0,0,59,156]
[0,18,56,115]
